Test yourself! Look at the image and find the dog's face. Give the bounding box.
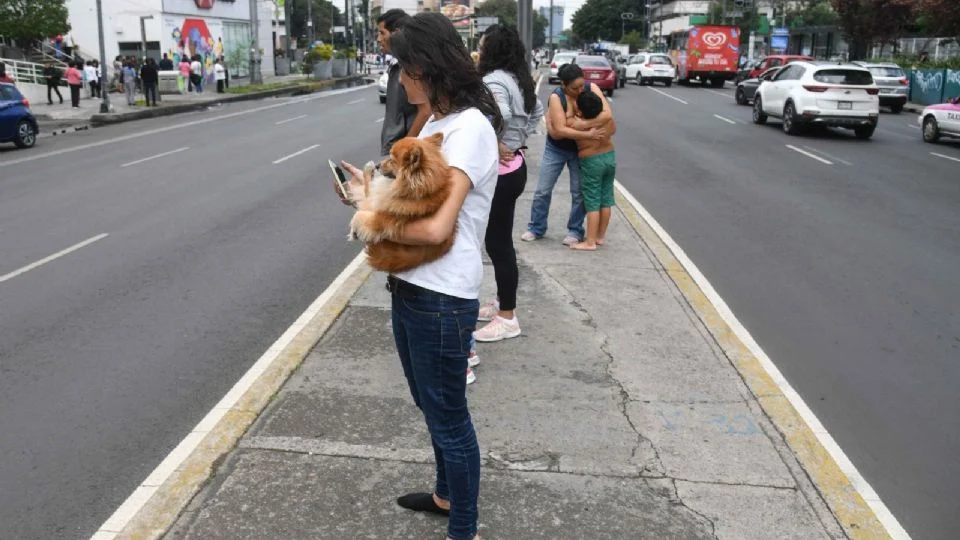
[380,133,445,198]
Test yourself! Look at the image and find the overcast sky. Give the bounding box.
[532,0,583,31]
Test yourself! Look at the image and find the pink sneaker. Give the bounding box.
[478,300,499,322]
[473,316,521,342]
[466,368,476,385]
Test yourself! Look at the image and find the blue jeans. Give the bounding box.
[526,141,586,240]
[391,281,481,540]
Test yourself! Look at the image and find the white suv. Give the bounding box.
[625,53,676,86]
[753,61,880,139]
[548,52,577,84]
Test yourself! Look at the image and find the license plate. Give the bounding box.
[838,101,852,110]
[590,73,600,79]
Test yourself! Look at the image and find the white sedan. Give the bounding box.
[625,53,676,86]
[919,100,960,143]
[378,71,388,104]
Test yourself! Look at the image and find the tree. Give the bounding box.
[559,29,584,49]
[474,0,547,48]
[533,12,548,49]
[619,30,645,53]
[288,0,341,47]
[917,0,960,42]
[786,0,840,28]
[0,0,70,43]
[830,0,917,59]
[571,0,638,43]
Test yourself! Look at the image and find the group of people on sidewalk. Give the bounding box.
[331,9,617,540]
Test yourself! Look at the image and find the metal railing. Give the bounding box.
[0,57,63,86]
[36,41,72,67]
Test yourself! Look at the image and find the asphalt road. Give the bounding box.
[0,84,384,538]
[565,79,959,539]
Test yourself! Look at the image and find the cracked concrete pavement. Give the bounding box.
[163,130,849,539]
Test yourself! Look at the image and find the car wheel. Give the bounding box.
[606,88,614,97]
[619,77,625,88]
[753,96,767,125]
[379,95,386,104]
[664,80,672,88]
[710,78,725,88]
[635,74,642,86]
[890,103,903,114]
[735,87,747,105]
[782,102,799,135]
[922,116,940,143]
[14,120,36,149]
[854,125,875,140]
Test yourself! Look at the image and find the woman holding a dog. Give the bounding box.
[471,24,543,344]
[337,11,502,540]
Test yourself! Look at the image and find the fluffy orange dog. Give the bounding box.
[349,133,455,273]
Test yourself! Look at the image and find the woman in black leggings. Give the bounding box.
[472,25,544,344]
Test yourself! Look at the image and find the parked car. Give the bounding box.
[548,52,578,84]
[0,83,38,149]
[919,99,960,143]
[852,61,909,113]
[625,53,676,86]
[752,61,880,139]
[574,55,617,97]
[606,52,628,88]
[735,58,761,83]
[735,66,782,105]
[745,55,814,80]
[378,70,388,104]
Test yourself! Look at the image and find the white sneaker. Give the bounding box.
[468,353,480,368]
[466,368,476,385]
[478,300,499,322]
[561,235,580,246]
[520,231,539,242]
[473,316,521,342]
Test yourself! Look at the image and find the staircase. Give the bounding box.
[28,41,71,67]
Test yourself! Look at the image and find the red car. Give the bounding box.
[745,55,813,80]
[574,55,617,97]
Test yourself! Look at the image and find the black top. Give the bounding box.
[140,64,159,84]
[545,83,591,154]
[380,63,420,156]
[43,66,62,82]
[158,58,174,71]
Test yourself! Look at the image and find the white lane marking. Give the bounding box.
[120,147,189,168]
[713,114,737,125]
[801,145,853,166]
[647,86,689,105]
[704,89,728,97]
[374,117,384,123]
[907,124,919,130]
[275,114,308,125]
[931,151,960,163]
[347,98,364,104]
[91,253,367,539]
[0,233,109,284]
[0,85,373,169]
[614,181,911,540]
[785,144,833,165]
[272,144,320,165]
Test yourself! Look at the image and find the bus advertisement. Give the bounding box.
[668,25,741,87]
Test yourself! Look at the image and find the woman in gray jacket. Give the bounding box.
[472,24,544,344]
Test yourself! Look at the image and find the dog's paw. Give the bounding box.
[349,211,382,243]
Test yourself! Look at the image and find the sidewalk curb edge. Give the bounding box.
[92,255,373,540]
[612,183,901,540]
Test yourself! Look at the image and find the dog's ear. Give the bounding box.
[424,132,443,148]
[402,144,422,170]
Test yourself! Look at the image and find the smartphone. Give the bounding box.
[328,159,350,201]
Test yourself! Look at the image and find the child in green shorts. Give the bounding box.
[566,91,616,251]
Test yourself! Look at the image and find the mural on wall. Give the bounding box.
[164,16,225,87]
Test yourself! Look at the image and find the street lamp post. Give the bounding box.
[95,0,111,113]
[140,15,154,62]
[620,12,634,42]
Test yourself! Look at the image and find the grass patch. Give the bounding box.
[226,81,305,94]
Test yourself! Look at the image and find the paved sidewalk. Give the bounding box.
[145,125,863,539]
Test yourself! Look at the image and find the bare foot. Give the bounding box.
[570,242,597,251]
[433,493,451,511]
[596,238,606,246]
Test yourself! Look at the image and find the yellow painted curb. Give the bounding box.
[114,261,373,540]
[614,187,890,539]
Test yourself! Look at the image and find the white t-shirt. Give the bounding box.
[84,65,98,82]
[214,64,226,80]
[395,107,499,300]
[191,61,202,75]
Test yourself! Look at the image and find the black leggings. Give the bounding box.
[484,158,528,312]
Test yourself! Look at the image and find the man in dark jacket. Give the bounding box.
[159,53,174,71]
[140,58,159,106]
[44,63,64,104]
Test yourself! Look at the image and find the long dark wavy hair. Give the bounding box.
[477,24,537,114]
[389,12,503,135]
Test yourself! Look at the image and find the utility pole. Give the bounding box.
[283,0,292,71]
[517,0,532,63]
[95,0,110,113]
[548,0,553,54]
[250,0,263,83]
[308,0,314,45]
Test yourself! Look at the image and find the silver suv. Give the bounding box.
[852,61,909,114]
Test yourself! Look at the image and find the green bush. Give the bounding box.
[871,55,960,70]
[302,44,334,73]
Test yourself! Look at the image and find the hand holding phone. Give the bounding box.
[328,159,351,204]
